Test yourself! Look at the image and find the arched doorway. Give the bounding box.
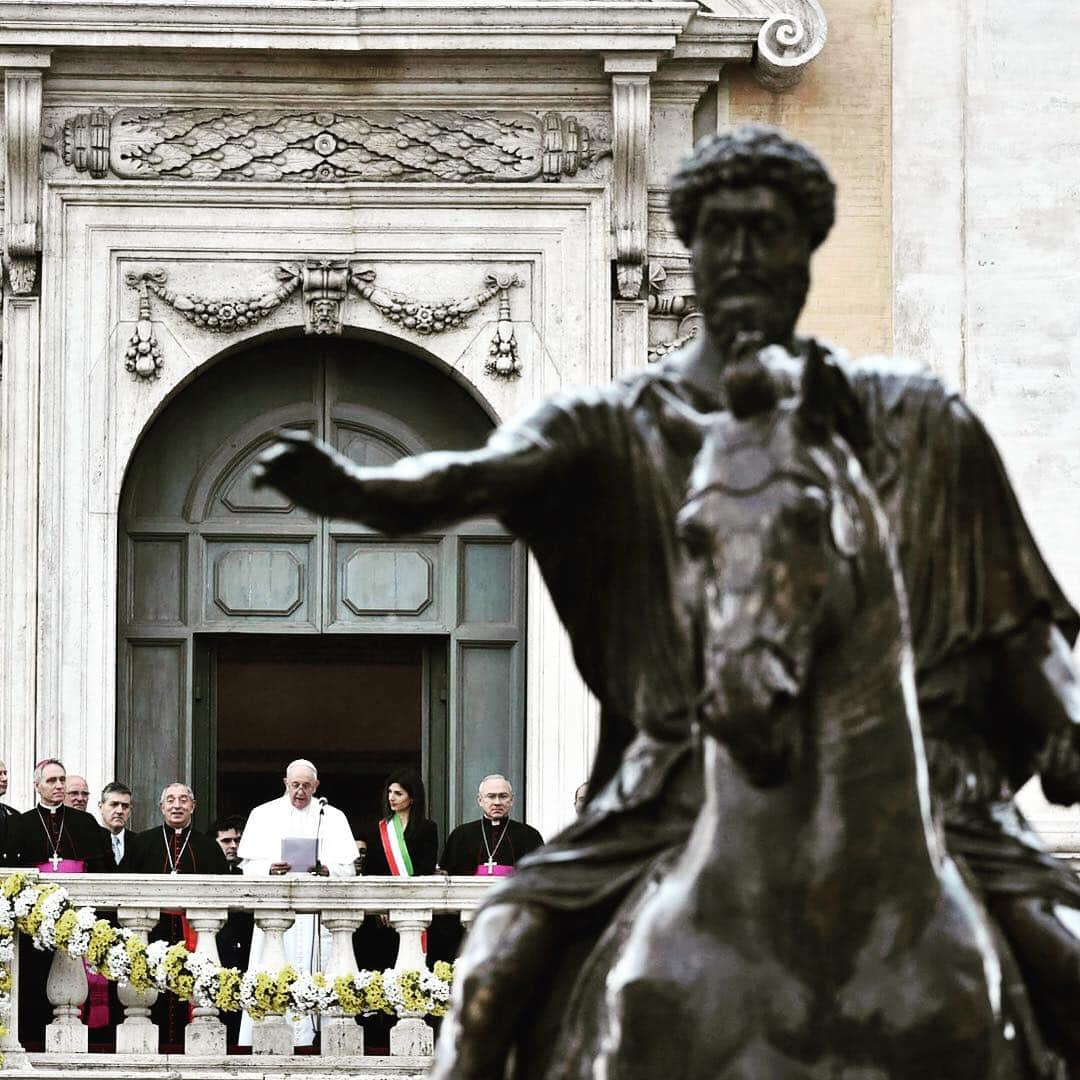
[117,334,527,841]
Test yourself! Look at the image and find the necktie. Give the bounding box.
[112,833,122,865]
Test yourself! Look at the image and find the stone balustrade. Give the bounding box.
[0,871,494,1076]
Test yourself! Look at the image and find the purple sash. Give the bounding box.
[37,859,86,874]
[475,863,514,877]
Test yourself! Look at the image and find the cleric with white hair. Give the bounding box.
[237,758,358,1046]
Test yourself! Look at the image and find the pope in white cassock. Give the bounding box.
[237,758,358,1046]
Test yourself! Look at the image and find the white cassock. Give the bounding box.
[237,794,357,1046]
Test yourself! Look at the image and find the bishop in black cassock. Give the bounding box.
[440,817,544,877]
[126,785,227,1050]
[6,794,113,1048]
[432,785,543,964]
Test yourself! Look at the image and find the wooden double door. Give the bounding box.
[117,336,526,839]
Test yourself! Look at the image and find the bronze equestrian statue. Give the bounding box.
[583,349,1026,1077]
[256,124,1080,1078]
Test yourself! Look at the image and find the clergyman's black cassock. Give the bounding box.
[126,825,228,1050]
[429,818,545,964]
[5,805,114,1049]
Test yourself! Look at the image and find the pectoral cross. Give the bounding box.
[485,858,495,875]
[50,851,60,871]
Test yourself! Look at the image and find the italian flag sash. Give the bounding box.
[379,814,414,877]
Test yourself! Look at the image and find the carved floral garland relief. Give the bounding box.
[123,263,525,381]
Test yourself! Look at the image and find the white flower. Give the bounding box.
[33,890,68,950]
[238,970,262,1012]
[65,927,91,958]
[105,942,132,981]
[288,974,335,1016]
[145,940,171,990]
[12,887,37,917]
[187,952,222,1008]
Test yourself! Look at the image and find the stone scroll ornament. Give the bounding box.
[122,263,524,379]
[63,108,610,184]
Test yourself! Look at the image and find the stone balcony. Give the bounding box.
[0,871,496,1078]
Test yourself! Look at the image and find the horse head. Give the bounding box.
[678,346,884,787]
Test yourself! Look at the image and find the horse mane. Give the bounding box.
[723,357,781,420]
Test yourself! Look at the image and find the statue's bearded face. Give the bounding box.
[691,184,811,352]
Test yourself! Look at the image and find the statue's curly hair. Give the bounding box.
[669,123,836,251]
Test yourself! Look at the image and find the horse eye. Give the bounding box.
[677,515,714,556]
[788,487,828,532]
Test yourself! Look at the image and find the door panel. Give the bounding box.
[120,640,187,829]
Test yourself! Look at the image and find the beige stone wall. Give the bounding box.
[726,0,892,358]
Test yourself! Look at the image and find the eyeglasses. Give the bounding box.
[287,781,315,792]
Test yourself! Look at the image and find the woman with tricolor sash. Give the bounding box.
[354,770,438,967]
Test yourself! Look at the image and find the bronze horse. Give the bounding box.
[585,352,1029,1080]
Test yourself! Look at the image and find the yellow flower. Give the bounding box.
[432,960,453,983]
[22,884,60,938]
[0,968,12,995]
[87,921,118,967]
[53,909,79,949]
[2,873,27,899]
[215,967,242,1013]
[333,975,364,1015]
[125,937,152,991]
[365,970,393,1016]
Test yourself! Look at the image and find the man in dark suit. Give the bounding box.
[98,781,134,868]
[0,759,14,862]
[127,782,227,1049]
[211,814,252,1046]
[0,758,17,819]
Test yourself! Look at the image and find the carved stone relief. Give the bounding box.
[646,261,698,364]
[123,271,165,380]
[63,108,610,184]
[123,261,526,379]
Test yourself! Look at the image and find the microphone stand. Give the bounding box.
[310,796,328,1043]
[312,797,327,876]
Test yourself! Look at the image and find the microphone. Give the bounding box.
[312,798,327,874]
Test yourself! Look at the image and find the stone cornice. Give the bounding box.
[0,0,827,86]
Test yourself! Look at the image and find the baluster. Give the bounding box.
[184,907,227,1056]
[387,907,433,1056]
[0,929,31,1068]
[115,907,160,1054]
[251,910,294,1055]
[44,947,88,1053]
[320,912,364,1056]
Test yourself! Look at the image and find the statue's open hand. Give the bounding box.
[253,429,353,517]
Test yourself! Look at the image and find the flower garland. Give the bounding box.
[0,873,453,1060]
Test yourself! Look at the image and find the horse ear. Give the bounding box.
[797,341,833,440]
[797,342,871,453]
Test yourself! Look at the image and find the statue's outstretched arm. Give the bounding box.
[254,427,551,535]
[998,618,1080,805]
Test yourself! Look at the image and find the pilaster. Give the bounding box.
[0,297,41,805]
